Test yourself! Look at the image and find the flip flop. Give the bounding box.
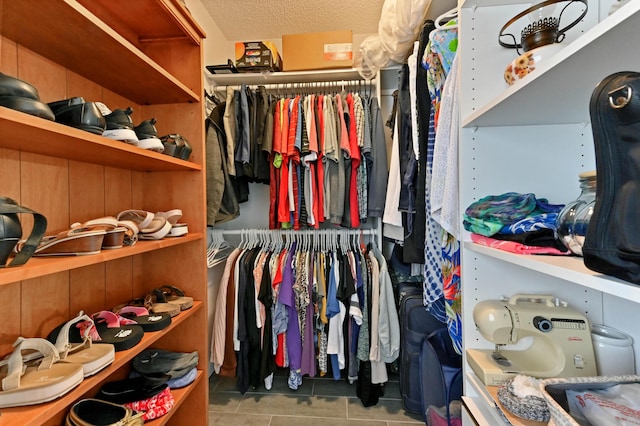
[79,311,145,352]
[17,226,106,256]
[47,311,115,377]
[114,306,172,332]
[147,291,181,317]
[0,337,84,408]
[157,285,193,310]
[125,293,180,318]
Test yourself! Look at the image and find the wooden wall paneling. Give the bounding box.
[0,36,17,76]
[0,148,20,200]
[69,263,106,315]
[136,243,206,301]
[68,160,105,221]
[104,166,133,215]
[16,45,66,103]
[142,40,201,92]
[20,153,69,234]
[21,272,69,338]
[105,257,134,308]
[0,282,21,355]
[66,70,104,103]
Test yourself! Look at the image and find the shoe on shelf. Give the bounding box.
[0,337,84,408]
[134,118,164,153]
[0,73,54,121]
[102,107,139,145]
[47,97,106,135]
[46,311,115,377]
[160,134,192,160]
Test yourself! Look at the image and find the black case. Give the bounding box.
[397,282,446,415]
[583,71,640,283]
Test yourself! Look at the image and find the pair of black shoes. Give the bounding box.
[48,97,106,135]
[0,73,55,121]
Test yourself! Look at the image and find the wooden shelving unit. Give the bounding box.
[0,0,208,424]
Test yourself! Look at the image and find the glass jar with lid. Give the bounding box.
[555,170,596,256]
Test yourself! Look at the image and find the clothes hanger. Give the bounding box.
[429,7,459,41]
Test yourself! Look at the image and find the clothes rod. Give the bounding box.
[212,79,376,93]
[217,228,378,236]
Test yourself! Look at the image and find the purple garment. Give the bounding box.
[301,252,317,377]
[279,244,302,371]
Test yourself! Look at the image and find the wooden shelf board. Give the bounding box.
[0,303,203,426]
[0,108,200,172]
[2,0,199,105]
[76,0,206,46]
[0,234,203,286]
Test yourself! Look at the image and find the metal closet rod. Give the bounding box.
[214,79,375,93]
[218,228,377,236]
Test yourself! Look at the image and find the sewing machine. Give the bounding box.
[466,294,597,386]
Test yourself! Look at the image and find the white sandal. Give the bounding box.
[49,311,115,377]
[0,337,83,408]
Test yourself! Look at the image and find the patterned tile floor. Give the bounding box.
[209,368,424,425]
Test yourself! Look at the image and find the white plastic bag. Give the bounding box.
[355,0,433,79]
[566,383,640,425]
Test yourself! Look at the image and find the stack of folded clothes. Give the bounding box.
[463,192,569,255]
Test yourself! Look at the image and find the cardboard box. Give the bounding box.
[235,41,282,72]
[282,30,353,71]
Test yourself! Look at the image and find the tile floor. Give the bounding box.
[209,368,424,425]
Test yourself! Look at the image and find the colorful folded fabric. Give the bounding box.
[471,233,571,256]
[123,386,174,422]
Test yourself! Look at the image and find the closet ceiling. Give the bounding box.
[200,0,457,41]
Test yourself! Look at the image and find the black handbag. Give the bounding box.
[583,71,640,283]
[0,197,47,267]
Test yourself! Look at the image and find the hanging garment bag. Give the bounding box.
[583,71,640,283]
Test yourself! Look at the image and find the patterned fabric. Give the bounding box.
[424,23,462,353]
[464,192,564,236]
[123,387,174,422]
[498,212,561,234]
[423,107,444,307]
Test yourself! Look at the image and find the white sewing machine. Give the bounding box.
[466,294,597,386]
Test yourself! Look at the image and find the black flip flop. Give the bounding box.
[115,306,172,332]
[88,311,145,352]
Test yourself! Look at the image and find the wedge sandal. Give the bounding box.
[0,337,84,408]
[17,226,106,256]
[47,311,115,377]
[72,216,127,249]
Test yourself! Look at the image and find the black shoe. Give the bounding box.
[103,107,138,144]
[134,118,164,152]
[0,73,55,121]
[0,72,41,99]
[48,96,85,113]
[96,375,169,404]
[0,96,55,121]
[48,98,106,135]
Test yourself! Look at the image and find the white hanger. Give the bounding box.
[435,7,458,29]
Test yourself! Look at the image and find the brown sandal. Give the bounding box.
[157,285,193,310]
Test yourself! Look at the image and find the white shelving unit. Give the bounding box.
[458,0,640,424]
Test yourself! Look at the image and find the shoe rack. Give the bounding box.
[0,1,208,425]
